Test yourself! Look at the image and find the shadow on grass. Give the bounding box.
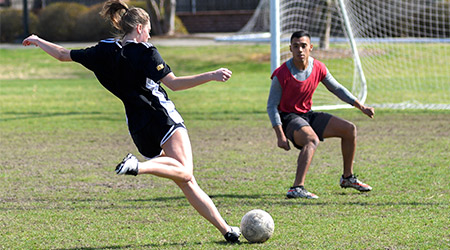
[52,238,254,250]
[123,193,272,202]
[276,200,448,207]
[52,242,203,250]
[52,239,255,250]
[2,192,447,212]
[1,111,122,122]
[178,110,267,120]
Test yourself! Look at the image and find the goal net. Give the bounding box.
[243,0,450,109]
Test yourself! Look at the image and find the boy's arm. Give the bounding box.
[353,99,375,119]
[322,69,374,118]
[273,124,290,151]
[267,77,290,151]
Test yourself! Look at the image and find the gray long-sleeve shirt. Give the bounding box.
[267,57,357,127]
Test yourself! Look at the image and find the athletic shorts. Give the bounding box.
[130,121,186,159]
[280,111,333,150]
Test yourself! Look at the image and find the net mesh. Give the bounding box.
[341,0,450,109]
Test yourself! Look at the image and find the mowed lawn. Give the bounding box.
[0,43,449,249]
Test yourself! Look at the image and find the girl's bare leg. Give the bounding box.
[137,129,231,235]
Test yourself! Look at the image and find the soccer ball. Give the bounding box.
[240,209,275,243]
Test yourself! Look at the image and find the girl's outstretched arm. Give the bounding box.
[22,35,72,62]
[160,68,232,91]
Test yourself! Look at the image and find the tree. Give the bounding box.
[319,0,332,50]
[145,0,176,36]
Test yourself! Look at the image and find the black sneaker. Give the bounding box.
[115,153,139,176]
[286,186,319,199]
[340,174,372,192]
[224,226,240,243]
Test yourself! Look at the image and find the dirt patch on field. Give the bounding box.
[1,112,449,207]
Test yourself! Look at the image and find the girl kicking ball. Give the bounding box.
[23,0,240,243]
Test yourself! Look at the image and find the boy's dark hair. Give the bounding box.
[290,30,311,43]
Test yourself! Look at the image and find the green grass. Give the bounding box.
[1,44,449,249]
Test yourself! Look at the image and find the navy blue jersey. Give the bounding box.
[70,39,125,97]
[70,39,182,134]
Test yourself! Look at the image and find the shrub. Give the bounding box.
[74,3,115,41]
[37,2,88,41]
[30,1,187,42]
[129,1,147,9]
[0,8,38,43]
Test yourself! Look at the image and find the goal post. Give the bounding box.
[336,0,367,104]
[270,0,280,73]
[270,0,450,110]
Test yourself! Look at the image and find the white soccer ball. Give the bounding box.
[240,209,275,243]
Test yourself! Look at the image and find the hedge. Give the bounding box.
[0,8,38,43]
[1,1,188,43]
[37,2,89,41]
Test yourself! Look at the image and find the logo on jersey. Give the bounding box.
[156,64,164,71]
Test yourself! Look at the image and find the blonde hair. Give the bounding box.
[101,0,150,35]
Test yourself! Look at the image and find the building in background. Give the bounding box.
[176,0,259,33]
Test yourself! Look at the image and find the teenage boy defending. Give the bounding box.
[267,30,374,199]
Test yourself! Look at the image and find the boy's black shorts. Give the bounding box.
[280,111,333,150]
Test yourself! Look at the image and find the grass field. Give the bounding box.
[0,43,449,249]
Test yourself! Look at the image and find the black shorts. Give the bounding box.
[280,111,332,150]
[130,121,186,159]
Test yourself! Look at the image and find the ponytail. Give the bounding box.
[101,0,150,36]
